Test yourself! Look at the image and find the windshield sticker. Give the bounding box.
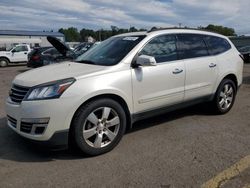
[122,37,139,41]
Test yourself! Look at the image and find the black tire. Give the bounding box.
[212,79,237,114]
[0,58,9,67]
[71,98,126,156]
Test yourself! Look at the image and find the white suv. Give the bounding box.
[5,29,243,155]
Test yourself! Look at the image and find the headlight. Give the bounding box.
[24,78,75,101]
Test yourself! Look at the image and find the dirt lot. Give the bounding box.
[0,64,250,188]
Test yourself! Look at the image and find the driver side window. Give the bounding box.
[13,46,28,52]
[139,35,178,63]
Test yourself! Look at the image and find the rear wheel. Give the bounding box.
[0,58,9,67]
[71,98,126,156]
[212,79,236,114]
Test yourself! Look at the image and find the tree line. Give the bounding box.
[58,24,236,42]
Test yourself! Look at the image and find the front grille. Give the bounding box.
[9,84,30,104]
[7,115,17,128]
[20,122,33,133]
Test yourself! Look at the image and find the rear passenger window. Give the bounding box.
[177,34,209,59]
[204,36,231,55]
[139,35,177,63]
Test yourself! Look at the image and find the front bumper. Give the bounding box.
[5,97,76,145]
[26,130,69,150]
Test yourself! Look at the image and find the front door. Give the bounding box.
[132,34,185,113]
[11,46,28,62]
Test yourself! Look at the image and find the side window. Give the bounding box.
[13,46,28,52]
[12,46,22,52]
[22,46,28,51]
[205,36,231,55]
[51,49,60,55]
[177,34,209,59]
[43,48,57,55]
[139,35,178,63]
[42,49,51,55]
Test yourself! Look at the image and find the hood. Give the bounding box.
[13,62,107,87]
[47,36,72,57]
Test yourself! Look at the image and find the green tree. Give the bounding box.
[80,29,96,42]
[203,24,236,36]
[150,26,158,32]
[59,26,144,42]
[58,27,80,42]
[129,26,138,32]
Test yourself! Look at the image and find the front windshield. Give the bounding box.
[6,46,14,51]
[75,35,145,66]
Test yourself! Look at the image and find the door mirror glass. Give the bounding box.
[136,55,157,66]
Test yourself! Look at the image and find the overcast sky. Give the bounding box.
[0,0,249,35]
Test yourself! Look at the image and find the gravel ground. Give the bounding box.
[0,64,249,188]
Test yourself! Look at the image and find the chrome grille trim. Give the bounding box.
[9,84,30,104]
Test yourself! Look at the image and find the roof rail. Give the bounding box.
[147,27,220,35]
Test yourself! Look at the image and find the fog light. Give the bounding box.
[20,118,49,135]
[35,126,46,134]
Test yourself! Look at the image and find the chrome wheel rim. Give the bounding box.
[0,60,7,67]
[219,84,234,110]
[83,107,120,148]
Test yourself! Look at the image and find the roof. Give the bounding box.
[115,31,147,37]
[147,28,224,36]
[116,29,225,39]
[0,30,64,37]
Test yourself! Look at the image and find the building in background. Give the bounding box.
[0,30,64,50]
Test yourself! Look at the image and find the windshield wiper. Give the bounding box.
[74,60,96,65]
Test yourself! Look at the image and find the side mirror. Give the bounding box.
[11,49,16,53]
[135,55,157,67]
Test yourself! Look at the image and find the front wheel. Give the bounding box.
[0,58,9,67]
[71,98,126,156]
[212,79,236,114]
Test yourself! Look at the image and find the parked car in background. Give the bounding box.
[238,45,250,63]
[27,37,97,68]
[27,47,53,68]
[6,29,243,156]
[73,42,94,56]
[0,44,31,67]
[27,47,72,68]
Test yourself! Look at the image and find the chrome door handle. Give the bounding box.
[209,63,217,68]
[172,68,183,74]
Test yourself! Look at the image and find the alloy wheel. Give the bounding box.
[83,107,120,148]
[218,84,234,110]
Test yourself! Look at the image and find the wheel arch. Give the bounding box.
[221,73,238,91]
[0,56,10,63]
[70,93,132,133]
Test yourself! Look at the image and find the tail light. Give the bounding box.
[32,55,40,61]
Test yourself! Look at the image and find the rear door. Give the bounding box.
[177,34,218,101]
[132,34,185,113]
